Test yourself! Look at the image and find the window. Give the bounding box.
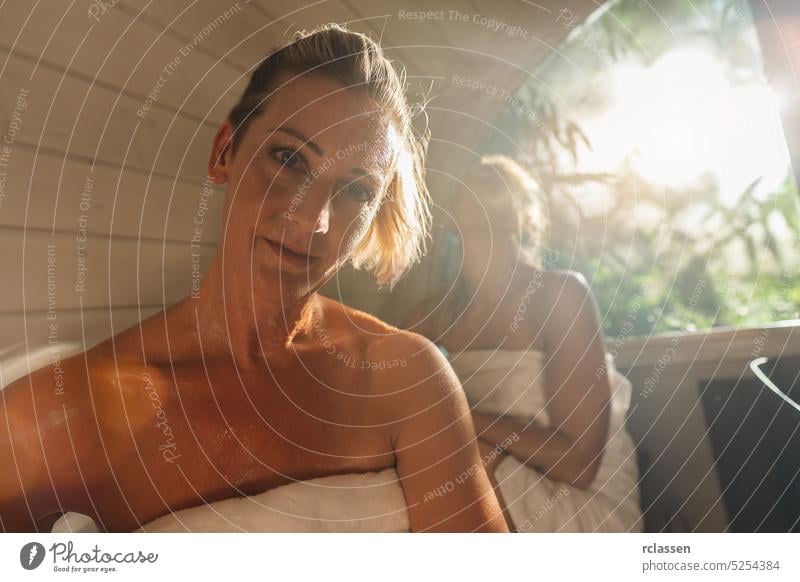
[481,0,800,336]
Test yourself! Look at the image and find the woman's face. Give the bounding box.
[449,170,519,274]
[209,73,399,303]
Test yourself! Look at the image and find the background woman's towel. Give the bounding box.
[53,468,409,533]
[449,349,643,532]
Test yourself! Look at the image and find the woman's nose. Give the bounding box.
[290,188,330,234]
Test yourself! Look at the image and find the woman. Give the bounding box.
[405,155,643,532]
[0,25,507,533]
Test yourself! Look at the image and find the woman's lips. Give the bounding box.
[264,238,319,268]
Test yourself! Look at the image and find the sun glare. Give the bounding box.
[576,46,790,204]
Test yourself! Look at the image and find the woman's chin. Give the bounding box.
[249,265,320,303]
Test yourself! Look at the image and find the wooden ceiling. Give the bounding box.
[119,0,601,186]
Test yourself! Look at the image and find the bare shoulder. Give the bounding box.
[366,326,465,419]
[540,269,592,298]
[2,318,177,465]
[3,338,108,406]
[538,269,597,316]
[1,351,84,421]
[538,269,606,355]
[2,338,153,421]
[320,294,428,352]
[318,294,400,336]
[367,327,446,376]
[309,297,466,425]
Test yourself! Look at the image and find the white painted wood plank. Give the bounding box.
[0,230,216,312]
[0,0,247,122]
[0,305,161,388]
[0,147,224,243]
[0,49,216,181]
[120,0,277,72]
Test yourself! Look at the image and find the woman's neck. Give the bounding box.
[192,255,319,366]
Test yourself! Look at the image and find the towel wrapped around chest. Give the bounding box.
[52,468,410,533]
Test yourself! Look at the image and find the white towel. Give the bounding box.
[449,349,643,532]
[53,468,409,533]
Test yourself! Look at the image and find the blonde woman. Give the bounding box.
[0,26,507,533]
[405,155,643,532]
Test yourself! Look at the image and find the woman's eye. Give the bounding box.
[274,148,300,168]
[348,184,375,203]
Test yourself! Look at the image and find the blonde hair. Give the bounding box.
[468,155,548,267]
[226,24,431,288]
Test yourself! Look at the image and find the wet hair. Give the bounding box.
[226,23,430,288]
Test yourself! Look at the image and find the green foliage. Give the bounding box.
[480,0,800,337]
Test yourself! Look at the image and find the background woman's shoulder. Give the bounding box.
[539,269,593,304]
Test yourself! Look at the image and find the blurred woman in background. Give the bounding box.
[405,155,643,532]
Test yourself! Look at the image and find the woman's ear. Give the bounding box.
[208,121,234,184]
